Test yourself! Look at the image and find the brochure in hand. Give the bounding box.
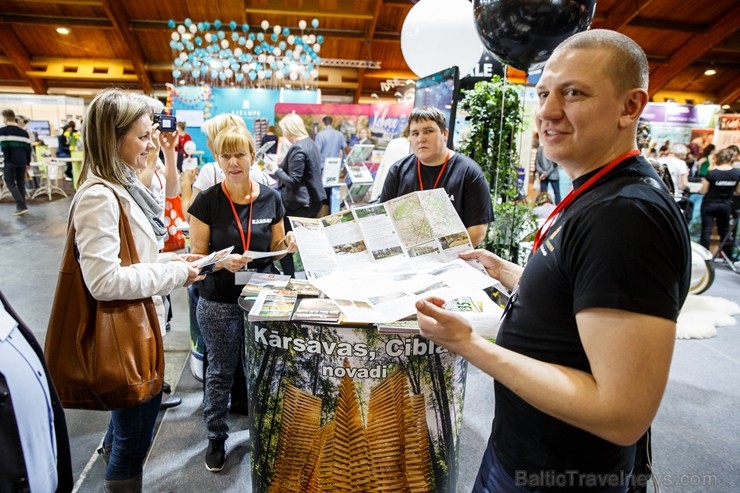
[248,289,298,321]
[195,246,234,274]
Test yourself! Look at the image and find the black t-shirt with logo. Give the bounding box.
[704,168,740,203]
[188,183,284,303]
[492,156,690,490]
[378,153,493,228]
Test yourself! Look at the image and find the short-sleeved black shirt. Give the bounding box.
[492,156,691,490]
[378,153,493,229]
[188,183,285,304]
[703,168,740,203]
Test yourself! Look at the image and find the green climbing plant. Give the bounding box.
[458,76,536,263]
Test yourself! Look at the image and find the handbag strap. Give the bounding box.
[69,182,142,267]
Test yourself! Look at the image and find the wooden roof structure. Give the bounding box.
[0,0,738,107]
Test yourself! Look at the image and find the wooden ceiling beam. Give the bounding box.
[100,0,153,94]
[595,0,659,31]
[0,21,47,94]
[6,0,102,5]
[717,85,740,106]
[648,3,740,97]
[354,0,384,103]
[246,0,374,20]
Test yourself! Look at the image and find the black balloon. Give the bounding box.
[473,0,596,73]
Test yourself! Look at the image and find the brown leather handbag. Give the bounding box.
[44,183,164,410]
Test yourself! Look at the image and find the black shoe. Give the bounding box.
[205,438,226,472]
[159,396,182,410]
[162,381,172,394]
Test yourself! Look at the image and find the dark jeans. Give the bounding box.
[103,392,163,481]
[700,200,733,256]
[474,435,630,493]
[280,202,322,276]
[4,163,27,210]
[539,179,562,204]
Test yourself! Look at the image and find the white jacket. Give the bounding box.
[73,177,189,334]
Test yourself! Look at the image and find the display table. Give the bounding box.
[29,160,68,201]
[239,297,468,493]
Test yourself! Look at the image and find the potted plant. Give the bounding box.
[458,75,536,263]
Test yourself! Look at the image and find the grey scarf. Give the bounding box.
[122,166,167,240]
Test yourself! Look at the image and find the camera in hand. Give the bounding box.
[153,112,177,132]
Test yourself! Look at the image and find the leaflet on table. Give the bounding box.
[289,189,474,280]
[241,249,288,259]
[310,258,497,324]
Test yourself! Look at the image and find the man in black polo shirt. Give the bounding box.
[0,109,32,215]
[379,106,493,247]
[416,30,690,492]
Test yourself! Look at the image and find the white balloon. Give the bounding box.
[289,71,298,81]
[258,70,265,79]
[287,35,295,45]
[177,25,186,34]
[179,52,188,61]
[204,33,212,42]
[310,69,319,78]
[261,20,269,31]
[308,34,316,44]
[275,70,284,79]
[298,20,307,31]
[183,140,197,156]
[258,53,267,63]
[171,32,180,41]
[246,39,254,49]
[234,48,243,56]
[189,23,198,34]
[313,43,321,53]
[400,0,483,78]
[273,25,281,35]
[220,39,229,49]
[273,47,282,56]
[225,69,233,77]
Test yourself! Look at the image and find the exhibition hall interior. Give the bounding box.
[1,0,739,492]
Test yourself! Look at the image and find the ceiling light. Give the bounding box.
[704,69,716,76]
[722,104,731,109]
[56,27,71,35]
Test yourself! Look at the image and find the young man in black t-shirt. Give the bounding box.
[0,109,32,215]
[379,106,493,247]
[415,30,691,492]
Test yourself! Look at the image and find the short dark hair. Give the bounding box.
[409,106,447,133]
[2,109,16,122]
[322,116,333,126]
[554,29,648,94]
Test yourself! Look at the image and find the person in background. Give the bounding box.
[265,112,326,276]
[175,121,192,172]
[188,126,295,473]
[696,144,716,177]
[0,108,32,215]
[1,290,73,493]
[416,30,690,492]
[260,125,279,152]
[355,127,373,146]
[379,106,493,247]
[74,89,202,492]
[314,115,347,166]
[699,146,740,258]
[535,145,562,204]
[370,123,411,202]
[658,143,690,208]
[532,191,555,220]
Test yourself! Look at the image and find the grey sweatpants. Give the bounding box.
[196,298,244,440]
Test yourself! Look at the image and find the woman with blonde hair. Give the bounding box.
[265,112,326,275]
[73,89,202,492]
[188,125,295,472]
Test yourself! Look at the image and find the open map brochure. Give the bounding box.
[289,188,502,324]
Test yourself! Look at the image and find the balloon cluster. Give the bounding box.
[168,17,323,88]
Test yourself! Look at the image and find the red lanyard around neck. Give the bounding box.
[221,180,253,252]
[417,151,451,191]
[532,149,640,253]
